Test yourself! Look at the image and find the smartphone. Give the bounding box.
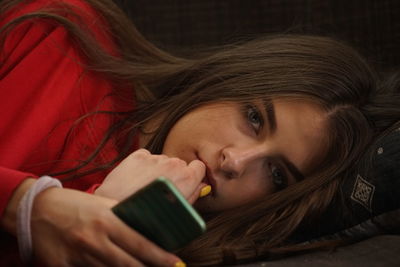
[112,177,206,251]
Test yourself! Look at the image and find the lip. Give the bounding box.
[205,167,217,195]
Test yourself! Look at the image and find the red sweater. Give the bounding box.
[0,0,134,225]
[0,0,137,264]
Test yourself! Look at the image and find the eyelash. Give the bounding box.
[245,104,263,134]
[270,163,288,191]
[243,104,288,190]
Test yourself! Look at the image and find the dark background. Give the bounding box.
[114,0,399,71]
[110,1,400,266]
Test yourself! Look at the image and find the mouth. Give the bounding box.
[197,154,217,196]
[205,167,216,186]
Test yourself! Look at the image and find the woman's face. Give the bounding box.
[162,99,328,212]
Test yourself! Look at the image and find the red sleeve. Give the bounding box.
[0,0,123,217]
[0,17,65,218]
[0,167,38,217]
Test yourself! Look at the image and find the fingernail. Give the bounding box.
[199,185,212,197]
[174,261,186,267]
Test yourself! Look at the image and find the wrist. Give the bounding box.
[0,178,37,235]
[17,176,62,263]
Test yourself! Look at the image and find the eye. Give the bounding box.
[270,164,288,191]
[246,105,263,133]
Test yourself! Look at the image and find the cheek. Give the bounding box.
[195,178,269,212]
[220,177,270,206]
[162,117,197,155]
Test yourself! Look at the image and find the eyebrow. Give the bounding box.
[264,100,277,134]
[263,100,305,182]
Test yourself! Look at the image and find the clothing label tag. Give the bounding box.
[351,174,375,212]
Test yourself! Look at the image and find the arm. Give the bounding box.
[0,1,185,265]
[0,178,36,235]
[1,177,183,266]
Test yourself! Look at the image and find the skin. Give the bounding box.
[162,99,329,212]
[1,178,185,266]
[0,98,328,266]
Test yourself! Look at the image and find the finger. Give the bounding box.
[83,255,108,267]
[95,243,145,267]
[187,183,207,204]
[109,217,183,267]
[187,182,211,204]
[72,252,109,267]
[199,185,212,198]
[187,159,206,182]
[174,160,206,201]
[134,148,151,155]
[96,196,119,209]
[78,233,146,267]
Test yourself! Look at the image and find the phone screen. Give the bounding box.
[112,177,206,251]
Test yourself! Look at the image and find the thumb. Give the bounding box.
[187,182,210,204]
[187,159,206,183]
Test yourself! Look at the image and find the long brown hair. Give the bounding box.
[1,0,399,265]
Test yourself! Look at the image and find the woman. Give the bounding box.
[0,0,398,266]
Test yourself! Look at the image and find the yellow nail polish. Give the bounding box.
[199,185,212,197]
[174,261,186,267]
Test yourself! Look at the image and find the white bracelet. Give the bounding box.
[16,176,62,263]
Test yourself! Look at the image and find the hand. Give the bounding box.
[31,187,183,266]
[95,149,206,204]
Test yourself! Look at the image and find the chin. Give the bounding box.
[194,197,223,214]
[193,197,211,212]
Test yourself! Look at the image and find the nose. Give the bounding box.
[220,144,265,179]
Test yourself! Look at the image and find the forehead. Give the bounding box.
[272,98,329,175]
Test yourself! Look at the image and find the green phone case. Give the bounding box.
[112,177,206,251]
